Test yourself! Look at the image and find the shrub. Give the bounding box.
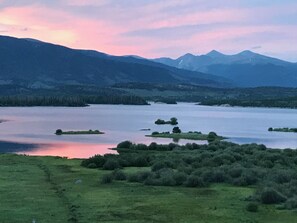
[151,131,159,136]
[81,155,106,168]
[160,175,176,186]
[172,126,181,134]
[127,173,140,182]
[246,203,258,212]
[155,119,166,125]
[185,175,206,187]
[170,117,178,125]
[285,197,297,210]
[127,171,152,183]
[271,170,292,184]
[87,163,97,169]
[228,166,244,178]
[236,171,258,186]
[174,172,187,185]
[260,188,286,204]
[144,176,162,186]
[149,142,158,149]
[55,129,63,135]
[202,170,228,183]
[135,144,148,150]
[117,141,133,148]
[133,156,149,167]
[151,161,172,172]
[112,170,126,181]
[207,132,217,141]
[101,174,113,184]
[102,160,121,170]
[137,171,152,182]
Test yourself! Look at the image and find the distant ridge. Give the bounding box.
[0,35,231,88]
[154,50,297,87]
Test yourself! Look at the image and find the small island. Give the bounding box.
[147,127,225,141]
[155,117,178,125]
[55,129,104,135]
[268,127,297,133]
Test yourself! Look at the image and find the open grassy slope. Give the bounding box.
[0,154,296,223]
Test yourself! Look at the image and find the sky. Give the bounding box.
[0,0,297,61]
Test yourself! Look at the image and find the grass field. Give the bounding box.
[0,154,296,223]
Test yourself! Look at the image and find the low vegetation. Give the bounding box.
[148,129,224,141]
[268,127,297,133]
[154,117,178,125]
[55,129,104,135]
[82,140,297,213]
[2,152,297,222]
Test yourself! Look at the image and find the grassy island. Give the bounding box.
[268,127,297,133]
[147,131,225,141]
[155,117,178,125]
[55,129,104,135]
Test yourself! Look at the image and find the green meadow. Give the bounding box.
[1,153,296,223]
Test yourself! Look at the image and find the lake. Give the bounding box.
[0,103,296,158]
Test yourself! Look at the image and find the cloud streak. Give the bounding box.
[0,0,296,61]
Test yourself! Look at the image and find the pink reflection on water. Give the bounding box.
[18,142,117,158]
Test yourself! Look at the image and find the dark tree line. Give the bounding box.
[0,95,148,107]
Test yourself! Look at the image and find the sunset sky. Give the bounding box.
[0,0,296,61]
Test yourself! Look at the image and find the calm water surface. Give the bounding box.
[0,103,296,158]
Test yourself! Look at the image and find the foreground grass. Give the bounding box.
[0,154,296,223]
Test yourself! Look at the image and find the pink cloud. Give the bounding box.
[0,1,296,61]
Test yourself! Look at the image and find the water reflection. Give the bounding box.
[0,103,296,158]
[17,142,117,158]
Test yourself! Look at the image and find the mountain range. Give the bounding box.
[0,35,296,89]
[0,35,228,88]
[154,50,297,87]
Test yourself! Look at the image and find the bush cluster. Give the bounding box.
[84,140,297,210]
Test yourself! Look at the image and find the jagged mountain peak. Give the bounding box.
[206,50,225,58]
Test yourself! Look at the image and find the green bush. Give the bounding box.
[160,175,176,186]
[260,188,286,204]
[202,170,228,183]
[148,142,158,149]
[112,170,126,181]
[185,175,206,187]
[170,117,178,125]
[117,141,133,148]
[151,161,172,172]
[172,126,181,134]
[127,172,152,183]
[81,155,106,168]
[207,132,218,141]
[233,170,258,186]
[101,174,113,184]
[55,129,63,135]
[285,197,297,210]
[102,160,121,170]
[174,172,187,185]
[133,156,149,167]
[246,203,258,212]
[87,163,97,169]
[155,119,166,125]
